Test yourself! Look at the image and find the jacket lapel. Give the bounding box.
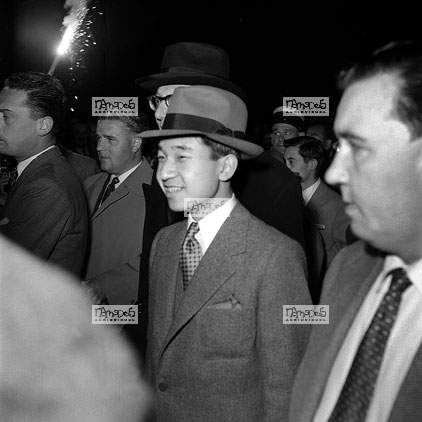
[4,146,62,208]
[92,186,129,218]
[160,203,250,357]
[92,160,152,219]
[298,243,384,420]
[154,222,187,355]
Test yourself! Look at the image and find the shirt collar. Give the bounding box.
[187,194,237,254]
[17,145,55,178]
[383,255,422,295]
[302,178,321,205]
[113,159,143,188]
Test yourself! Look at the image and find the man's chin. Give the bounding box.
[166,198,184,213]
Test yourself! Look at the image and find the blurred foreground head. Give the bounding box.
[0,234,151,422]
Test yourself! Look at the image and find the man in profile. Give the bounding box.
[290,40,422,422]
[0,72,88,276]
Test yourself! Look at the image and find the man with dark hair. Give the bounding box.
[290,39,422,422]
[0,71,88,276]
[306,118,337,176]
[142,85,311,421]
[285,136,350,302]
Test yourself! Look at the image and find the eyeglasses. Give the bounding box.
[146,94,172,111]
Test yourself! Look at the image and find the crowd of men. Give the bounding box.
[1,39,422,422]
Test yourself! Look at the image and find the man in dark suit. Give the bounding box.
[0,72,88,277]
[142,85,311,421]
[58,144,100,183]
[284,135,350,302]
[289,40,422,422]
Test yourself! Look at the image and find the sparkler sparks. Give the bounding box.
[48,0,92,75]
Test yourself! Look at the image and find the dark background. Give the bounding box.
[1,0,420,139]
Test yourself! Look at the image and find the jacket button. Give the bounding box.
[158,382,167,392]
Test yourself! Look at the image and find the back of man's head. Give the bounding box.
[0,234,152,422]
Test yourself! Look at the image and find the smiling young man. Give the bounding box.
[136,41,305,247]
[289,40,422,422]
[141,85,311,422]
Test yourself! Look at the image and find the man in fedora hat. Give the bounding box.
[136,41,305,246]
[142,85,311,422]
[136,41,247,129]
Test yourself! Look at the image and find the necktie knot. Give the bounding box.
[108,176,119,190]
[186,221,200,240]
[101,176,119,204]
[5,166,18,193]
[388,268,412,293]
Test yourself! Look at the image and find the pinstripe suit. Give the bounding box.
[0,146,88,276]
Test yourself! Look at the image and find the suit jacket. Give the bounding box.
[289,241,422,422]
[304,181,350,302]
[0,146,88,277]
[58,145,100,183]
[232,151,305,247]
[306,180,350,267]
[146,202,311,421]
[83,160,153,305]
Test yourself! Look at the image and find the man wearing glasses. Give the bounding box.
[136,41,246,129]
[136,41,305,246]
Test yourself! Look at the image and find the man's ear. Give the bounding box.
[218,154,238,182]
[37,116,54,136]
[309,158,318,171]
[131,136,143,153]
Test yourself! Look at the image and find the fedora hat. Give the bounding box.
[140,86,263,160]
[271,106,305,132]
[135,42,247,102]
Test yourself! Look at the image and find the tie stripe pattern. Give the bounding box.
[328,267,411,422]
[101,176,119,206]
[179,222,202,290]
[5,166,18,193]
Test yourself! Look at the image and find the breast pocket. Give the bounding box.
[200,307,255,359]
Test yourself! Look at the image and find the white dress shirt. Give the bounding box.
[302,178,321,205]
[187,194,237,256]
[314,254,422,422]
[112,159,143,189]
[16,145,55,178]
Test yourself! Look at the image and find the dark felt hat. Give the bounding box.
[140,86,263,160]
[135,42,247,102]
[271,106,305,132]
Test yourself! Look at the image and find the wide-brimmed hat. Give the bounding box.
[271,106,305,132]
[140,86,263,160]
[135,42,247,102]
